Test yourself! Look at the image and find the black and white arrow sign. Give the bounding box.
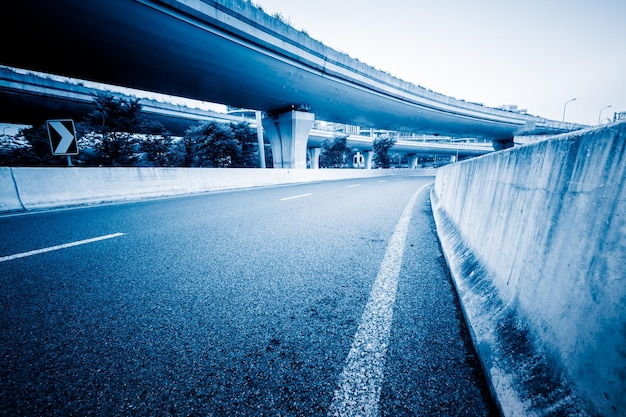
[47,119,79,156]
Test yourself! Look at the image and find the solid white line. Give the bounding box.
[377,180,386,183]
[347,184,361,188]
[328,183,429,417]
[0,233,126,263]
[280,193,312,201]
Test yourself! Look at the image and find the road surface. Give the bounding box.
[0,175,498,416]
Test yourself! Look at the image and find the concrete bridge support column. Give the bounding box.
[262,111,315,169]
[363,151,374,169]
[308,147,321,169]
[408,154,418,169]
[255,110,266,168]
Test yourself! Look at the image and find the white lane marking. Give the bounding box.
[0,233,125,263]
[280,193,312,201]
[328,183,429,417]
[377,180,386,183]
[347,184,361,188]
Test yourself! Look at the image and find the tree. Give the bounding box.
[320,135,350,168]
[186,121,242,167]
[84,93,144,133]
[230,121,259,167]
[81,93,144,166]
[18,125,65,166]
[373,137,396,168]
[0,130,32,166]
[140,120,173,167]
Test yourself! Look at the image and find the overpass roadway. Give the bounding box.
[0,66,494,165]
[1,0,585,168]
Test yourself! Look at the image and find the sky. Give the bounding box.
[251,0,625,126]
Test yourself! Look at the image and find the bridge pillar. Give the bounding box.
[308,147,321,169]
[262,111,315,169]
[352,151,365,168]
[363,151,374,169]
[408,154,418,169]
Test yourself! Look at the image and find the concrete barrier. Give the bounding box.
[0,167,23,212]
[0,167,436,213]
[431,121,625,416]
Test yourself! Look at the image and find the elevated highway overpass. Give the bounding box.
[1,0,585,168]
[0,65,494,167]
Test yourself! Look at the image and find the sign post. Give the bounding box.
[46,119,78,166]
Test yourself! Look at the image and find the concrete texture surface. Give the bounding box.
[431,121,625,416]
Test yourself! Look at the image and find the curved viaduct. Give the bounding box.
[1,0,583,168]
[0,66,493,169]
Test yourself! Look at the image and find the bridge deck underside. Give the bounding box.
[0,0,539,141]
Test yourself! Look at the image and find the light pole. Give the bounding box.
[562,98,577,122]
[598,105,612,125]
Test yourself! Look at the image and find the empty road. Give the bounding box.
[0,175,498,416]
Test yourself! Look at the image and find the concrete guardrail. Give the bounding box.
[431,121,625,416]
[0,167,436,213]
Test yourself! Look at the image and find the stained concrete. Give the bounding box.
[431,121,625,416]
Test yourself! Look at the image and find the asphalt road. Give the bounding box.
[0,174,499,416]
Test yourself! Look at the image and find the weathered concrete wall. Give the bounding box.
[0,167,23,212]
[431,121,625,416]
[0,167,433,213]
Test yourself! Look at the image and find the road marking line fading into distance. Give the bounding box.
[328,183,429,417]
[0,233,126,263]
[280,193,312,201]
[347,184,361,188]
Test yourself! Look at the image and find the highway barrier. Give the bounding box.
[431,121,625,417]
[0,167,23,212]
[0,167,435,213]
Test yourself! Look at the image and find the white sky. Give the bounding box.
[252,0,625,126]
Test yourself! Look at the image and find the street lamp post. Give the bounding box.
[598,105,612,125]
[562,98,577,122]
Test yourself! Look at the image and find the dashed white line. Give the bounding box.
[0,233,126,263]
[280,193,312,201]
[328,183,429,417]
[347,184,361,188]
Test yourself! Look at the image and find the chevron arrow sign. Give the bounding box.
[47,119,79,156]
